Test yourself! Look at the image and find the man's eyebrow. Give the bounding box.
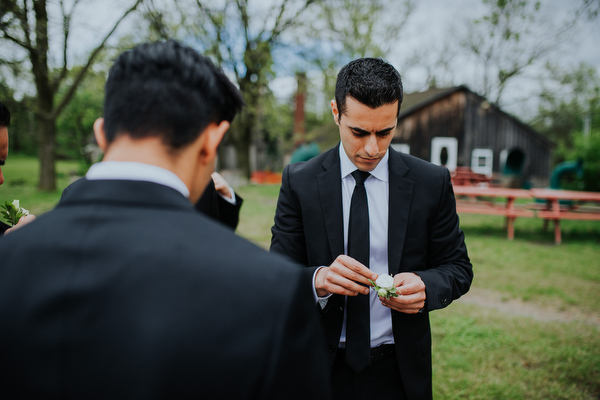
[349,126,395,135]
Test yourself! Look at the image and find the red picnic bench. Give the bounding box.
[453,186,534,240]
[530,188,600,244]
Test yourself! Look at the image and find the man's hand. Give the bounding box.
[211,172,233,199]
[314,255,378,297]
[4,214,36,235]
[379,272,426,314]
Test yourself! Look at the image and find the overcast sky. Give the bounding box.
[49,0,600,120]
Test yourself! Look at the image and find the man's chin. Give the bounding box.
[355,158,381,171]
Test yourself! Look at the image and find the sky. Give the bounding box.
[36,0,600,121]
[269,0,600,120]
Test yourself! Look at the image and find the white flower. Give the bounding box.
[375,274,395,290]
[12,200,19,209]
[368,274,399,300]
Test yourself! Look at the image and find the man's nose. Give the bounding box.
[364,134,378,156]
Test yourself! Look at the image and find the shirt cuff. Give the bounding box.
[218,186,236,204]
[312,266,332,308]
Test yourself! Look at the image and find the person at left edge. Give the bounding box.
[0,100,36,235]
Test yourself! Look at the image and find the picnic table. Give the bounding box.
[530,188,600,244]
[451,167,491,186]
[453,186,534,240]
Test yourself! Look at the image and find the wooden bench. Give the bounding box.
[530,188,600,244]
[453,186,534,240]
[537,210,600,221]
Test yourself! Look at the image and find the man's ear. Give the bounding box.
[198,120,229,165]
[331,100,340,126]
[93,118,108,152]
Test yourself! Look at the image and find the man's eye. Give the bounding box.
[352,131,368,137]
[377,131,392,137]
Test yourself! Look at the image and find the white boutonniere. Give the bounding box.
[368,274,399,300]
[1,200,29,226]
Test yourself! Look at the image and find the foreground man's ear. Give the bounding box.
[198,120,230,165]
[93,118,108,152]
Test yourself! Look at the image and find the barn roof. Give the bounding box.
[399,85,554,148]
[399,86,465,117]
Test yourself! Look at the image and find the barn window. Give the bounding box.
[431,137,458,171]
[471,148,493,177]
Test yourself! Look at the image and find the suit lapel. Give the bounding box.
[388,149,413,275]
[317,145,345,259]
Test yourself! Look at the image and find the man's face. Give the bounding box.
[0,126,8,185]
[332,96,398,172]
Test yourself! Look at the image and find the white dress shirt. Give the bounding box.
[338,144,394,348]
[86,161,190,198]
[314,145,395,348]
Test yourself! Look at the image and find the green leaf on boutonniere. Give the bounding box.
[1,200,29,226]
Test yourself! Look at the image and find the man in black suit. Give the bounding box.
[0,101,35,235]
[0,40,332,399]
[271,58,473,400]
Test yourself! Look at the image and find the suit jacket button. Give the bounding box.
[339,307,343,313]
[441,298,447,306]
[329,345,336,353]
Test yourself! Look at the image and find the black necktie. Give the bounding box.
[345,170,371,373]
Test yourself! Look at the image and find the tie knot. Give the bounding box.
[351,170,370,186]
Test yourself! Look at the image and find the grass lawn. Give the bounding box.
[2,156,599,399]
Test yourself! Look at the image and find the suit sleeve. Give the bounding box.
[215,192,243,230]
[270,164,309,266]
[416,168,473,311]
[258,267,333,399]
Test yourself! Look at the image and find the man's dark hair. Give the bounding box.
[334,57,403,120]
[0,101,10,127]
[103,40,244,149]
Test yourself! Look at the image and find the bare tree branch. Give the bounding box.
[52,0,144,120]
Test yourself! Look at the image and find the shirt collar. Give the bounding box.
[86,161,190,198]
[339,143,389,183]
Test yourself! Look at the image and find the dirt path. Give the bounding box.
[459,287,600,328]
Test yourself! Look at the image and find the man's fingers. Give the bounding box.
[327,272,370,295]
[333,255,377,281]
[316,264,371,296]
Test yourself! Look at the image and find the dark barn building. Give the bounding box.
[393,86,554,188]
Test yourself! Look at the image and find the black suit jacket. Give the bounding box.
[270,144,473,400]
[0,179,332,399]
[194,178,243,229]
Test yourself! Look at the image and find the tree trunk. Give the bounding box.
[235,111,254,180]
[38,116,56,191]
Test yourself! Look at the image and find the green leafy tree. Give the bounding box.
[532,63,600,152]
[55,67,105,162]
[0,0,143,191]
